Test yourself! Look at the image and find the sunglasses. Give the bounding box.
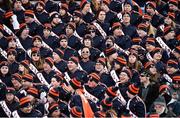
[32,54,40,57]
[89,30,95,33]
[82,51,89,53]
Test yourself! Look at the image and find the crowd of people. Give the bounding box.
[0,0,180,117]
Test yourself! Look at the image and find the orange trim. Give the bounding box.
[72,78,81,87]
[27,88,38,95]
[132,84,139,91]
[5,11,13,18]
[107,87,116,96]
[167,60,178,65]
[129,85,138,94]
[159,85,169,92]
[103,99,112,107]
[20,99,31,106]
[144,62,153,69]
[49,103,58,110]
[72,107,82,116]
[90,73,100,81]
[49,89,59,97]
[173,76,180,81]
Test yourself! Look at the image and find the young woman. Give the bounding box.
[0,61,13,87]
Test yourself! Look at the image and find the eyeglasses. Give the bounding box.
[82,51,89,54]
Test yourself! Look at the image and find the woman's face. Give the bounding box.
[83,3,91,12]
[81,48,90,59]
[119,72,129,83]
[149,65,157,74]
[31,53,40,62]
[164,17,172,25]
[128,54,137,64]
[19,64,25,72]
[153,52,162,60]
[0,66,9,75]
[124,4,132,12]
[122,13,131,23]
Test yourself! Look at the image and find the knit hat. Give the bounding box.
[97,57,106,66]
[146,1,156,9]
[111,22,121,31]
[174,46,180,54]
[164,26,174,35]
[48,87,59,101]
[169,0,178,6]
[84,34,92,40]
[20,60,30,69]
[0,61,8,68]
[35,1,45,8]
[167,59,178,69]
[73,10,82,18]
[142,14,152,21]
[67,22,76,31]
[6,36,16,42]
[60,3,68,11]
[140,70,150,77]
[102,0,111,5]
[121,69,132,79]
[70,78,82,90]
[132,37,141,45]
[22,74,33,82]
[45,57,54,68]
[106,86,118,97]
[167,12,175,20]
[80,0,90,9]
[59,34,68,41]
[31,47,40,55]
[101,97,113,109]
[69,56,79,65]
[138,23,148,32]
[105,47,117,57]
[115,56,127,66]
[146,37,156,46]
[7,48,17,56]
[52,74,64,82]
[70,106,82,117]
[150,47,162,56]
[144,61,154,69]
[32,35,42,42]
[19,96,31,108]
[172,75,180,83]
[11,73,22,82]
[128,83,139,95]
[43,23,52,31]
[24,10,34,18]
[159,84,170,93]
[48,103,60,114]
[53,48,64,58]
[16,23,28,36]
[50,12,60,21]
[6,87,15,95]
[27,87,39,98]
[89,72,100,83]
[4,11,13,19]
[154,96,166,106]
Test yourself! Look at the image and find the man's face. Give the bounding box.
[119,72,129,83]
[154,104,165,114]
[166,66,177,75]
[43,62,52,72]
[66,26,74,35]
[67,61,77,71]
[169,4,178,11]
[124,4,132,12]
[95,63,104,72]
[36,3,43,12]
[14,1,22,11]
[73,16,80,24]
